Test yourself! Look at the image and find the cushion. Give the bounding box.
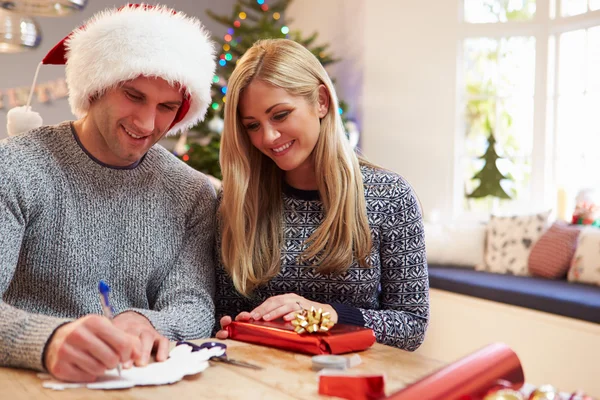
[528,222,582,279]
[428,265,600,324]
[568,227,600,287]
[478,211,551,276]
[424,222,485,268]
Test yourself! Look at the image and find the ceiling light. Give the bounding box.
[0,10,41,53]
[0,0,87,17]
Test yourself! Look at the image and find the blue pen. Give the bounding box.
[98,280,122,377]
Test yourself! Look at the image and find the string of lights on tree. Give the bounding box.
[174,0,359,179]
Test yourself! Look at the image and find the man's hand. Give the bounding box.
[44,314,142,383]
[113,311,169,367]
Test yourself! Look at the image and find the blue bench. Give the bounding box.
[428,265,600,324]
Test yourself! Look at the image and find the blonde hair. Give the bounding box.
[220,39,374,296]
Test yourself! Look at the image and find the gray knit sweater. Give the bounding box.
[0,122,216,371]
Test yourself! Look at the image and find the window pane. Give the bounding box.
[556,94,600,190]
[465,98,497,158]
[462,37,536,212]
[561,0,587,16]
[499,155,532,203]
[497,37,536,96]
[464,37,535,96]
[464,0,536,23]
[464,38,499,90]
[558,30,586,94]
[547,35,556,96]
[550,0,557,18]
[587,26,600,92]
[591,0,600,11]
[496,98,534,157]
[492,98,533,202]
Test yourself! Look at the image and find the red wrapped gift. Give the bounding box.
[319,374,386,400]
[226,319,376,355]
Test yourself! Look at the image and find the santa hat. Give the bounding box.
[7,3,216,137]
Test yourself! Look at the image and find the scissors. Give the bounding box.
[176,341,263,370]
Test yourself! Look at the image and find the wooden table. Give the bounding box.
[0,339,445,399]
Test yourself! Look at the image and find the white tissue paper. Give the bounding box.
[39,344,225,390]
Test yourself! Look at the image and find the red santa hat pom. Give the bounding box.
[6,106,43,137]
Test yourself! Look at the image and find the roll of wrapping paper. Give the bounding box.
[385,343,525,400]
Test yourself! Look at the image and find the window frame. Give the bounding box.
[455,0,600,221]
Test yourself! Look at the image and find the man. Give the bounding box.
[0,4,217,382]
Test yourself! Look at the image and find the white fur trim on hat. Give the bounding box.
[64,4,216,135]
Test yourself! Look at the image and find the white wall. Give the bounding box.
[0,1,236,139]
[287,0,366,126]
[288,1,460,220]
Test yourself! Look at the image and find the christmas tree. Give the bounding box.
[467,117,512,199]
[172,0,356,179]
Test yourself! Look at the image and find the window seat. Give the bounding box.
[428,265,600,324]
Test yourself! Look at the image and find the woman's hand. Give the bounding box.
[250,294,338,323]
[215,313,252,339]
[215,294,338,339]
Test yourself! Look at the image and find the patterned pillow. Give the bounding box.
[478,211,551,276]
[528,222,582,279]
[568,227,600,286]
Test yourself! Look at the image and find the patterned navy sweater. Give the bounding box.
[215,166,429,350]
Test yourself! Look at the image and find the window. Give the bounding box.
[553,26,600,212]
[458,0,600,219]
[462,36,535,213]
[464,0,536,23]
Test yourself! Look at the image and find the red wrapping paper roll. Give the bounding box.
[386,343,525,400]
[226,319,376,355]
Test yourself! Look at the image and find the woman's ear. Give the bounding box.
[317,84,330,118]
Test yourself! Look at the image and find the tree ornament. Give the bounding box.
[484,389,524,400]
[569,389,594,400]
[207,115,224,134]
[345,120,360,149]
[173,131,189,156]
[572,188,600,226]
[528,384,559,400]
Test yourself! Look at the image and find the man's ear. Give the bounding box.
[317,84,330,118]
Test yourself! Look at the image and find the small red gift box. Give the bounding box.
[226,319,376,355]
[319,374,386,400]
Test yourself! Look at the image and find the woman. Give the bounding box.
[215,39,429,350]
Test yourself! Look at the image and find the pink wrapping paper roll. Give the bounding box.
[386,343,525,400]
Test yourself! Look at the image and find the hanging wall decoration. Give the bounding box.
[0,78,68,109]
